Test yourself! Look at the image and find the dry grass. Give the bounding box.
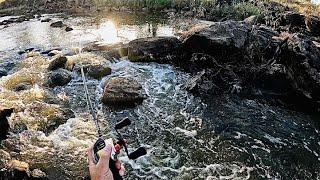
[19,56,48,69]
[0,69,43,90]
[271,0,320,16]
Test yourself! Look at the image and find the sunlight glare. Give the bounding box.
[98,21,120,44]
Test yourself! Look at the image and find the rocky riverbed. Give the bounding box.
[0,11,320,179]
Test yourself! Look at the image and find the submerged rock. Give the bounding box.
[128,37,181,63]
[44,69,72,87]
[47,55,68,71]
[50,21,64,28]
[65,26,73,32]
[102,77,147,106]
[40,18,51,22]
[0,67,8,77]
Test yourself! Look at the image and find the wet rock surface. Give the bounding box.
[102,77,147,106]
[0,108,13,141]
[50,21,65,28]
[0,68,8,77]
[47,55,68,71]
[87,64,112,79]
[44,69,72,87]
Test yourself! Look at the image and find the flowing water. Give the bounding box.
[1,13,320,179]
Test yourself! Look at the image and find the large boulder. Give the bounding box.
[183,21,250,62]
[127,37,181,63]
[44,69,72,88]
[0,107,13,141]
[102,77,147,106]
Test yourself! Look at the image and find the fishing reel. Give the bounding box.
[92,117,147,180]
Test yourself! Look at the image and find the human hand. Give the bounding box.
[87,138,125,180]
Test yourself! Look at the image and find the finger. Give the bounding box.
[115,160,121,170]
[119,164,125,176]
[97,144,112,168]
[87,145,95,166]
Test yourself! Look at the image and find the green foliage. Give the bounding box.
[208,1,265,21]
[233,2,264,19]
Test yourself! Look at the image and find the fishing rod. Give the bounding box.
[80,64,147,180]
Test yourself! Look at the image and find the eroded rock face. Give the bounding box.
[44,69,72,88]
[128,37,181,63]
[182,20,320,112]
[102,77,147,106]
[281,34,320,103]
[276,11,320,36]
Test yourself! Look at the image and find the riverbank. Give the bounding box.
[0,0,319,20]
[0,1,320,179]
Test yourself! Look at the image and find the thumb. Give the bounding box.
[97,143,112,168]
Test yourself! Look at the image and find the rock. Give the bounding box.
[0,149,11,169]
[127,37,181,63]
[281,33,320,110]
[65,26,73,32]
[0,107,13,141]
[305,16,320,36]
[26,51,40,58]
[44,69,72,88]
[31,169,47,179]
[276,11,320,36]
[278,11,305,27]
[0,67,8,77]
[50,21,64,28]
[40,18,51,22]
[0,160,31,179]
[102,77,147,106]
[12,82,33,92]
[87,64,112,79]
[244,15,258,25]
[47,55,68,71]
[45,108,75,135]
[183,21,250,62]
[48,50,62,57]
[256,64,292,95]
[188,53,219,71]
[83,42,125,52]
[8,160,29,172]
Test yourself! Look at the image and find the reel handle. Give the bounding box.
[92,137,106,163]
